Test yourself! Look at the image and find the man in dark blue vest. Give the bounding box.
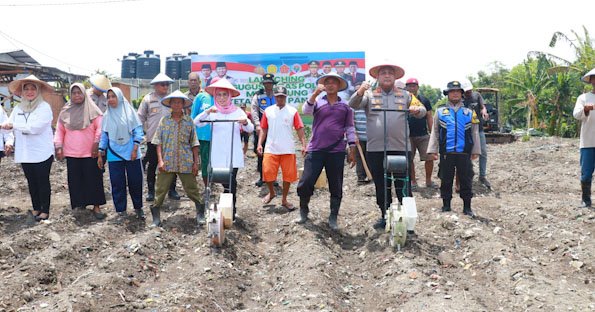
[251,73,277,186]
[427,81,481,217]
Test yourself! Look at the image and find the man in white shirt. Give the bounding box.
[257,85,307,211]
[573,68,595,208]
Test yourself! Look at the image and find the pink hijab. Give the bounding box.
[209,77,237,114]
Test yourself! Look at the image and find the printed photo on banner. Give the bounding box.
[191,51,365,109]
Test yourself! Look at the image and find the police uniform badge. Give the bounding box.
[441,108,450,115]
[260,99,267,105]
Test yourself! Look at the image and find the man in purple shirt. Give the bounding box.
[296,72,356,230]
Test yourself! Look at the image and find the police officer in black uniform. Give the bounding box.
[427,81,481,217]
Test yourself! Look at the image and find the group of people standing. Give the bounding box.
[0,60,499,231]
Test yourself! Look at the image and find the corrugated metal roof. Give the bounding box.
[0,50,40,65]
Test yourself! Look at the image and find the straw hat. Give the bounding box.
[161,90,192,108]
[8,75,54,97]
[316,72,348,91]
[368,63,405,79]
[205,78,240,98]
[89,74,112,92]
[582,68,595,83]
[150,73,174,85]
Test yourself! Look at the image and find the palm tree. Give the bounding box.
[529,26,595,75]
[506,57,553,130]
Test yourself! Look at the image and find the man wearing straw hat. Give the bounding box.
[137,73,180,202]
[573,68,595,209]
[150,90,203,226]
[296,72,356,231]
[88,74,112,113]
[349,62,426,230]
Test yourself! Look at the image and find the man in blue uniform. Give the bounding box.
[427,81,481,217]
[250,73,278,187]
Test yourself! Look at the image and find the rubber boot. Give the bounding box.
[441,198,451,212]
[150,206,161,227]
[329,198,340,231]
[463,198,475,217]
[581,181,592,208]
[295,196,310,224]
[195,202,206,225]
[146,182,155,202]
[168,181,180,200]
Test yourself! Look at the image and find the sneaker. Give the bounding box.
[479,176,491,189]
[135,209,146,220]
[168,190,181,200]
[373,218,386,230]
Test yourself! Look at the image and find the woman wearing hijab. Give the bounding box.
[194,78,253,221]
[54,83,106,219]
[1,75,55,221]
[97,87,146,221]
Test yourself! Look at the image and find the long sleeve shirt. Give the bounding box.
[194,109,253,168]
[427,102,481,155]
[302,95,355,153]
[573,92,595,148]
[190,92,213,141]
[54,116,102,158]
[6,102,54,163]
[349,87,426,152]
[0,107,13,152]
[98,126,145,162]
[137,92,169,144]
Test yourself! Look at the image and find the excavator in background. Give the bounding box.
[476,87,517,144]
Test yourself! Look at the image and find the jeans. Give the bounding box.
[580,147,595,183]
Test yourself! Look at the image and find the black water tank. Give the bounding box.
[121,52,137,78]
[165,54,181,79]
[136,50,160,79]
[181,51,198,79]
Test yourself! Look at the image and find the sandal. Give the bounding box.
[261,193,276,205]
[281,202,295,211]
[35,213,49,222]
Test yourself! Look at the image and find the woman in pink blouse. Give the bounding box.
[54,83,107,219]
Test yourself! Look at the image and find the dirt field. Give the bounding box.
[0,136,593,312]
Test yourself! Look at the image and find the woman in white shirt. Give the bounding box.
[194,78,253,221]
[1,75,55,221]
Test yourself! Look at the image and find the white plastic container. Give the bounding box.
[219,193,234,229]
[402,197,417,232]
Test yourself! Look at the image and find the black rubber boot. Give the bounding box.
[581,181,592,208]
[295,196,310,224]
[329,198,340,231]
[195,202,205,225]
[463,198,475,217]
[168,181,180,200]
[150,206,161,227]
[146,182,155,202]
[441,198,451,212]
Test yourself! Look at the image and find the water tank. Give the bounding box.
[136,50,160,79]
[165,54,182,79]
[121,52,137,78]
[181,51,198,79]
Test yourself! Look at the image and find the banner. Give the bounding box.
[191,51,365,108]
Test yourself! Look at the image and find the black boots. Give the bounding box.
[196,202,206,225]
[295,196,310,224]
[168,181,180,200]
[581,181,592,208]
[150,206,161,227]
[329,198,340,231]
[441,198,451,212]
[146,182,155,202]
[463,198,475,217]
